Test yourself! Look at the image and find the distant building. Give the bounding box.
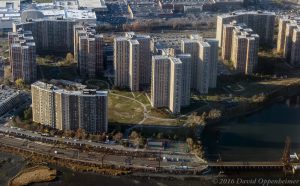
[222,21,259,74]
[181,35,219,94]
[231,26,259,74]
[74,24,104,78]
[277,17,300,66]
[8,28,37,83]
[0,0,20,11]
[114,32,151,91]
[0,58,4,79]
[0,87,24,116]
[31,81,108,133]
[21,8,96,23]
[158,0,243,13]
[77,0,107,12]
[13,18,76,54]
[216,11,275,47]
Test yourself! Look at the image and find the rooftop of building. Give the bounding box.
[159,0,210,5]
[0,86,21,106]
[170,57,182,64]
[129,39,139,45]
[115,32,151,42]
[176,53,191,58]
[21,1,97,22]
[9,28,36,47]
[77,0,107,9]
[0,0,20,11]
[76,24,103,38]
[14,16,77,25]
[199,41,210,47]
[32,80,108,96]
[218,10,276,18]
[152,55,170,60]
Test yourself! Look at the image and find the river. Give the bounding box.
[3,97,300,185]
[202,96,300,162]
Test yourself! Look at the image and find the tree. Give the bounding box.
[23,108,32,121]
[188,112,206,127]
[65,53,74,64]
[15,78,25,89]
[4,66,11,79]
[156,132,164,139]
[130,131,140,140]
[208,109,222,120]
[64,130,75,138]
[75,128,87,139]
[113,132,123,142]
[186,138,194,148]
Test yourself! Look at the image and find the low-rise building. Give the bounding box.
[0,87,24,116]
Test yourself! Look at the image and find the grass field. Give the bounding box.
[108,94,144,124]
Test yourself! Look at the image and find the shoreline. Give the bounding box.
[0,142,206,179]
[202,79,300,129]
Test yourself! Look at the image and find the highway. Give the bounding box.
[0,125,207,172]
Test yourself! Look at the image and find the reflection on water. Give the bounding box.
[202,96,300,162]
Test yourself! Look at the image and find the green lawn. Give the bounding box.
[110,89,135,98]
[108,94,144,124]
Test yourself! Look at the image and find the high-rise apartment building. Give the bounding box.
[114,32,151,91]
[277,18,290,54]
[74,24,104,78]
[216,11,275,47]
[291,28,300,65]
[277,17,300,66]
[181,35,219,94]
[206,39,219,88]
[151,56,182,114]
[176,54,191,107]
[13,18,76,54]
[221,22,259,74]
[8,28,37,83]
[181,37,199,90]
[232,26,259,74]
[31,81,108,133]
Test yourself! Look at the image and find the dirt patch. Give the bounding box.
[8,165,56,186]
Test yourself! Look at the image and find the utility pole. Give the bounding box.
[157,150,162,169]
[101,154,106,167]
[282,136,291,174]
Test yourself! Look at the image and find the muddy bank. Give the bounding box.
[0,152,26,186]
[8,166,56,186]
[0,145,131,177]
